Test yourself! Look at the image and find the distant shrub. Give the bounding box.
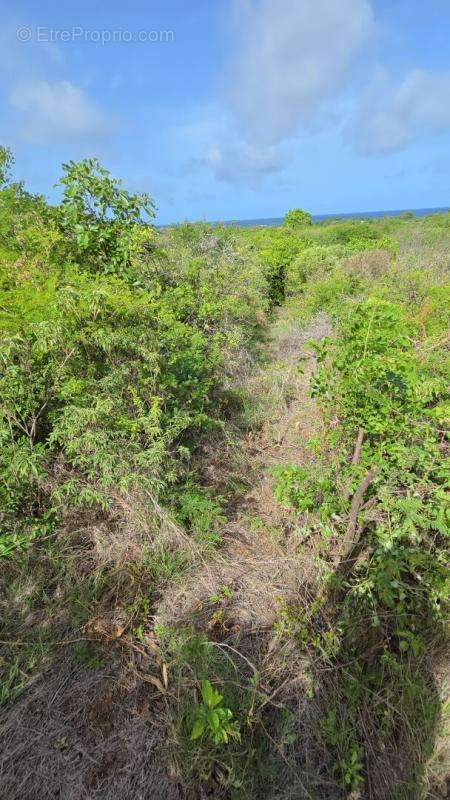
[258,231,307,304]
[311,220,398,255]
[285,244,349,295]
[283,208,312,227]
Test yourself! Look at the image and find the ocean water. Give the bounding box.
[219,206,450,228]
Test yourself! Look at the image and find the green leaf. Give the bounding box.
[190,718,205,740]
[201,679,222,709]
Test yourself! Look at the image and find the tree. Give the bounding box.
[56,158,155,276]
[0,146,13,187]
[283,208,312,227]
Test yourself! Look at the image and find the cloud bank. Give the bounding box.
[204,141,286,185]
[194,0,375,186]
[351,69,450,154]
[228,0,375,145]
[9,80,111,144]
[195,0,450,186]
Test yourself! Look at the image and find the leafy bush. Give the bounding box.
[258,231,306,304]
[273,258,449,795]
[0,157,270,556]
[57,157,155,277]
[285,244,350,294]
[283,208,312,227]
[0,146,13,187]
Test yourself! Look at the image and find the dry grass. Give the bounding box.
[158,310,331,633]
[0,649,180,800]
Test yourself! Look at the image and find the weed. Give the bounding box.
[190,679,241,745]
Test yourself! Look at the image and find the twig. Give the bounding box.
[351,427,365,466]
[342,427,365,501]
[340,467,378,559]
[210,641,259,677]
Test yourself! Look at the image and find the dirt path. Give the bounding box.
[159,307,332,632]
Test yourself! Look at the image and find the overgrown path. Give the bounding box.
[160,306,332,645]
[0,305,332,800]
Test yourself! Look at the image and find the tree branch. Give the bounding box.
[342,427,365,502]
[340,467,378,559]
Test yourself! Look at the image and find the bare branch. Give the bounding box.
[341,467,378,559]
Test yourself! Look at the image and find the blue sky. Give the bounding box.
[1,0,450,223]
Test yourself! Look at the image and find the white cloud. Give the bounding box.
[178,107,286,187]
[0,21,62,81]
[351,69,450,154]
[184,0,375,187]
[227,0,375,145]
[204,141,286,185]
[9,80,112,144]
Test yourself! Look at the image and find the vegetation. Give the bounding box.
[283,207,312,227]
[0,149,448,799]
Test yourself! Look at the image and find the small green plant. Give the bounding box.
[273,464,341,521]
[322,709,364,791]
[208,585,233,605]
[175,482,226,545]
[190,679,241,745]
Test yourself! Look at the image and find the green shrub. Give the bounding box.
[285,244,350,294]
[283,208,312,227]
[0,145,13,187]
[57,157,155,277]
[0,157,269,556]
[276,286,448,795]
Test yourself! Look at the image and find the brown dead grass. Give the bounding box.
[0,648,181,800]
[157,310,332,634]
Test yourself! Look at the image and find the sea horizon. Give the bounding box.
[218,206,450,227]
[159,206,450,228]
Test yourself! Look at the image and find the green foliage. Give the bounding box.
[272,244,449,795]
[285,244,349,294]
[314,299,423,435]
[0,156,271,557]
[259,231,305,304]
[297,295,449,630]
[311,219,396,251]
[190,679,241,745]
[283,208,312,227]
[273,464,341,520]
[0,145,13,186]
[57,157,155,276]
[156,627,279,793]
[0,181,59,265]
[2,150,449,798]
[72,642,103,669]
[174,481,226,544]
[322,708,364,791]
